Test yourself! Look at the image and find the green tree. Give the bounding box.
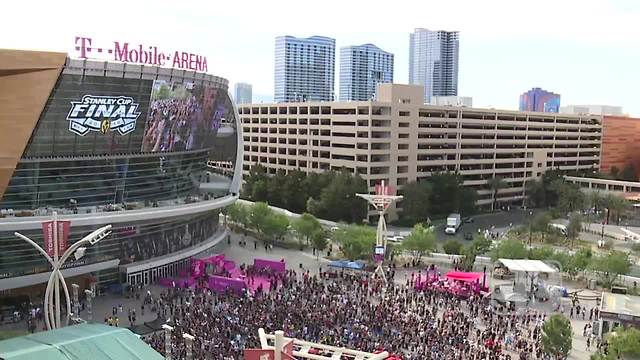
[332,225,376,260]
[620,163,637,181]
[402,224,436,263]
[249,202,273,238]
[598,327,640,360]
[551,179,586,214]
[526,179,547,207]
[603,194,630,225]
[491,238,528,261]
[308,170,368,223]
[459,235,492,271]
[567,213,583,248]
[292,213,323,247]
[261,212,290,243]
[542,169,566,207]
[531,212,552,243]
[310,230,328,259]
[571,248,593,278]
[227,203,249,227]
[589,251,631,288]
[487,176,508,212]
[588,191,605,213]
[427,172,477,217]
[610,166,621,179]
[529,245,555,261]
[398,181,432,225]
[541,314,573,359]
[243,164,269,201]
[282,169,308,213]
[266,169,288,208]
[443,239,463,255]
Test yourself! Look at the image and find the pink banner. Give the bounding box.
[208,275,246,293]
[254,258,286,273]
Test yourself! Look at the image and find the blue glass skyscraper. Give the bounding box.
[274,35,335,102]
[409,28,459,104]
[339,44,394,101]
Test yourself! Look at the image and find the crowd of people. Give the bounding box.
[143,268,559,360]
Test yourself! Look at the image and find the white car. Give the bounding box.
[385,235,404,243]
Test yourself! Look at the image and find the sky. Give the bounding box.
[2,0,639,115]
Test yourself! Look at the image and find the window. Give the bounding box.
[399,111,410,117]
[398,144,409,150]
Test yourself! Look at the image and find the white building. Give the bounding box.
[560,105,624,116]
[339,44,393,101]
[409,28,459,104]
[233,82,252,104]
[431,96,472,107]
[274,35,335,102]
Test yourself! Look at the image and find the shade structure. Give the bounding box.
[0,323,163,360]
[328,260,365,270]
[445,271,484,282]
[498,259,557,273]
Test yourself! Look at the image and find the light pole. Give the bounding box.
[84,288,94,321]
[14,220,111,330]
[71,283,80,322]
[183,333,195,360]
[162,324,173,360]
[528,210,533,250]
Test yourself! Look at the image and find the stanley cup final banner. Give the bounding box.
[42,221,71,257]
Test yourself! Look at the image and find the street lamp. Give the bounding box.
[528,210,533,250]
[162,324,174,360]
[183,333,195,360]
[14,220,111,330]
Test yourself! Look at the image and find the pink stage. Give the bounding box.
[157,255,286,295]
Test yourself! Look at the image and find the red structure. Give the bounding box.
[601,115,640,178]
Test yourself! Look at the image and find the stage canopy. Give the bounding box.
[328,260,365,270]
[498,259,557,273]
[445,271,484,282]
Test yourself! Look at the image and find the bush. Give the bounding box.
[443,239,463,255]
[548,208,562,219]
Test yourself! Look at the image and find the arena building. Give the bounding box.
[0,49,242,294]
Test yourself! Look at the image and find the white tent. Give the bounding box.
[498,259,557,273]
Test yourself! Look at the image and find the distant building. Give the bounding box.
[431,96,472,107]
[519,87,560,113]
[600,115,640,176]
[274,35,335,102]
[560,105,623,116]
[339,44,393,101]
[409,28,459,104]
[233,83,252,104]
[239,83,601,222]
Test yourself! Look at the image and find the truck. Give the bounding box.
[444,213,462,235]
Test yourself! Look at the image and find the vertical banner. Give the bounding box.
[42,220,71,257]
[57,220,71,255]
[42,221,55,257]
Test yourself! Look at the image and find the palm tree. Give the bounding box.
[487,177,507,212]
[604,194,630,225]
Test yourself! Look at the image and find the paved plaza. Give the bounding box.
[3,230,601,358]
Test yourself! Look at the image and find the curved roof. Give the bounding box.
[0,323,163,360]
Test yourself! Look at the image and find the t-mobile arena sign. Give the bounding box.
[74,36,208,72]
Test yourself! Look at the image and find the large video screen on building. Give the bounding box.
[25,75,153,157]
[25,75,237,157]
[142,80,227,152]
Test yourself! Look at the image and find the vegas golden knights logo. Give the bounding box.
[100,119,111,134]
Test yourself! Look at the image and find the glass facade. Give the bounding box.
[0,212,220,279]
[409,29,459,104]
[339,44,394,101]
[274,35,335,102]
[0,67,239,287]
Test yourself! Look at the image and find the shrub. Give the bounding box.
[443,239,463,255]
